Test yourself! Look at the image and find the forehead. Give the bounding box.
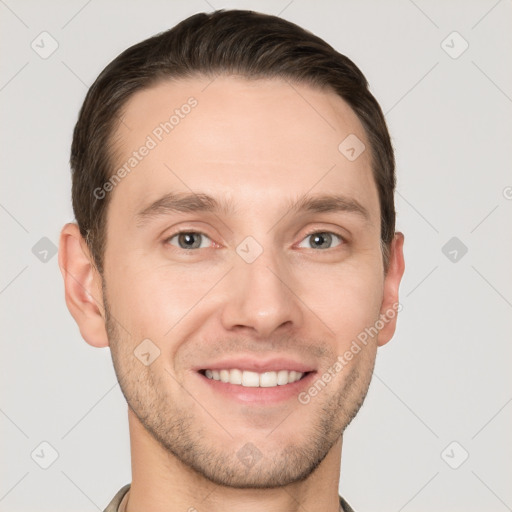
[108,75,379,227]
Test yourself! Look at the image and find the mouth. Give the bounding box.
[199,368,311,388]
[193,356,317,404]
[195,363,316,404]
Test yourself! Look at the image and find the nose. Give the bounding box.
[220,247,304,338]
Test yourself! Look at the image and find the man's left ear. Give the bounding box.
[377,232,405,347]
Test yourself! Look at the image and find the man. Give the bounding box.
[58,9,405,512]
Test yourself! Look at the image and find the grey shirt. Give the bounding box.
[103,484,356,512]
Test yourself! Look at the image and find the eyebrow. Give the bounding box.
[135,192,237,227]
[285,192,370,222]
[135,191,371,228]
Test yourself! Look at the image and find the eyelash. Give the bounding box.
[163,229,347,251]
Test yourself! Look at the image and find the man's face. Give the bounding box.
[101,76,396,487]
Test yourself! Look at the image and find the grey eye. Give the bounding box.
[297,232,343,250]
[167,232,211,249]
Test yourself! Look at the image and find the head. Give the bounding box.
[59,9,405,489]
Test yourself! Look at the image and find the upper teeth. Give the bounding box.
[204,369,304,387]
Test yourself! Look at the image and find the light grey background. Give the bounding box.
[1,0,511,510]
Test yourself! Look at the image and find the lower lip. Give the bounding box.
[197,371,317,404]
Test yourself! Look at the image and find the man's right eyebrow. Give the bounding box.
[135,192,237,228]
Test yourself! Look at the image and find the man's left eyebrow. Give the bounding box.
[286,193,371,223]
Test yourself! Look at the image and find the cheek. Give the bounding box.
[298,259,384,342]
[105,257,215,345]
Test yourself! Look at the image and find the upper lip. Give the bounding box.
[194,356,316,373]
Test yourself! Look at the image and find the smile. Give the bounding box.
[201,369,308,387]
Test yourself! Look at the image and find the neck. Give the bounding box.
[124,408,343,512]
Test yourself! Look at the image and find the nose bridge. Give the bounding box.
[220,240,303,337]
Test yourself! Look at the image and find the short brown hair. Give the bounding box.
[71,9,396,275]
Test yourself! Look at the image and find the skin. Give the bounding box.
[59,76,405,512]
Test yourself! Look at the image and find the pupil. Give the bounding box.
[181,233,198,248]
[313,233,330,249]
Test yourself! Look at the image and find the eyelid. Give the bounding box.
[300,227,347,242]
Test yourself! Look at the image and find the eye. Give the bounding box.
[165,231,212,250]
[297,231,344,250]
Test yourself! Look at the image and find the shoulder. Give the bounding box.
[103,484,131,512]
[339,494,357,512]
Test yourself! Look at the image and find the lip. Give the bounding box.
[192,356,317,405]
[196,370,316,404]
[192,356,316,374]
[192,360,316,405]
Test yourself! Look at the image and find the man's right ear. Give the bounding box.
[58,223,109,348]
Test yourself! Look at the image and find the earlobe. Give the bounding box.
[58,223,109,348]
[377,232,405,347]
